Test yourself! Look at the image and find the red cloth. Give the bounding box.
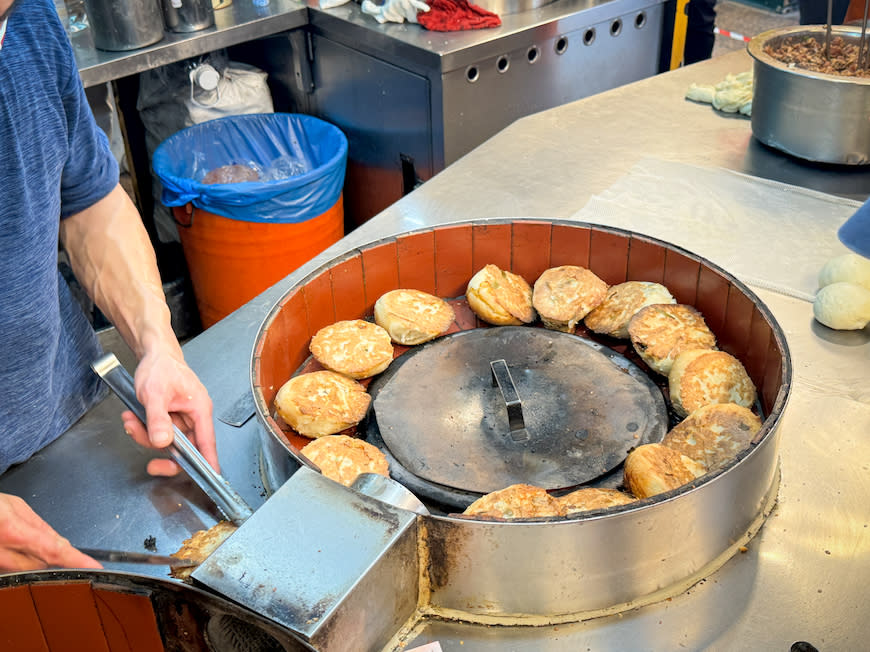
[418,0,501,31]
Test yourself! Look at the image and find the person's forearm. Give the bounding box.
[59,184,181,361]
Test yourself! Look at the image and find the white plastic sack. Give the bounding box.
[138,52,275,242]
[186,63,274,123]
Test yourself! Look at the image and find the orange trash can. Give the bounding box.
[153,113,348,328]
[173,196,344,328]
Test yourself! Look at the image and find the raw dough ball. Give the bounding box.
[813,282,870,330]
[818,253,870,292]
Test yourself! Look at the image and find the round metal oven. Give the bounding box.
[0,569,310,650]
[250,218,791,622]
[748,25,870,165]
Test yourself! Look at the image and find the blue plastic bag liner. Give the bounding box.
[152,113,347,223]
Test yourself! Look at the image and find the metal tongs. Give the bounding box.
[91,353,254,526]
[858,0,870,71]
[825,0,870,70]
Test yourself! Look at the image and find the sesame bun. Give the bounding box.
[170,521,238,580]
[374,289,456,345]
[662,403,762,472]
[583,281,676,339]
[627,304,717,376]
[466,264,536,326]
[623,443,706,499]
[309,319,394,379]
[668,349,757,417]
[558,488,635,515]
[463,484,565,519]
[300,434,389,487]
[274,370,371,438]
[532,266,608,333]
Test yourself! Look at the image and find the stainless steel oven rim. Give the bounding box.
[250,217,793,619]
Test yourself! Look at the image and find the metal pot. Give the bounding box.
[84,0,164,52]
[748,26,870,165]
[161,0,215,34]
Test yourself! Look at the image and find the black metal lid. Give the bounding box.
[365,327,667,508]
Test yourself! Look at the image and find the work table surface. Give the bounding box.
[2,50,868,650]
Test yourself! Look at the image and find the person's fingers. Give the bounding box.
[140,388,175,449]
[0,549,48,572]
[35,533,102,570]
[120,411,153,449]
[183,404,220,473]
[0,497,102,572]
[146,458,181,477]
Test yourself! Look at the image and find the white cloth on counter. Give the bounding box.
[686,71,753,116]
[570,158,862,302]
[361,0,430,23]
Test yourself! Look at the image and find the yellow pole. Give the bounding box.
[670,0,691,70]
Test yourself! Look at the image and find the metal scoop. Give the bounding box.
[91,353,254,526]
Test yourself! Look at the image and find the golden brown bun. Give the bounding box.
[309,319,394,379]
[202,164,259,184]
[662,403,762,472]
[301,434,389,486]
[624,443,706,499]
[627,304,716,376]
[463,484,565,519]
[170,521,238,580]
[532,266,608,332]
[558,488,635,515]
[668,349,757,417]
[274,370,371,438]
[466,264,536,326]
[583,281,676,338]
[374,289,456,345]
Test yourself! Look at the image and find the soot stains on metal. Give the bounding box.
[352,498,402,534]
[366,327,668,508]
[422,518,467,592]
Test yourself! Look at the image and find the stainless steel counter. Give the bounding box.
[3,50,869,650]
[71,0,658,87]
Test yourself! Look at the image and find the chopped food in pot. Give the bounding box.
[764,36,869,78]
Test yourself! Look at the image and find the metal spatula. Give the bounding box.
[91,353,254,526]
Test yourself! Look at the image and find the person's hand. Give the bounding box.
[361,0,430,23]
[0,494,102,572]
[121,349,219,477]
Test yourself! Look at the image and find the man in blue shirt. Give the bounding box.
[0,0,219,571]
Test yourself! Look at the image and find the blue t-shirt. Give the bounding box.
[0,0,119,474]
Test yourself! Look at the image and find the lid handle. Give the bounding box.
[490,359,529,442]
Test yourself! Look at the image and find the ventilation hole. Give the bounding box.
[610,18,623,36]
[205,614,287,652]
[497,55,510,73]
[466,66,479,83]
[527,46,539,63]
[583,28,596,46]
[635,11,646,28]
[555,36,568,55]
